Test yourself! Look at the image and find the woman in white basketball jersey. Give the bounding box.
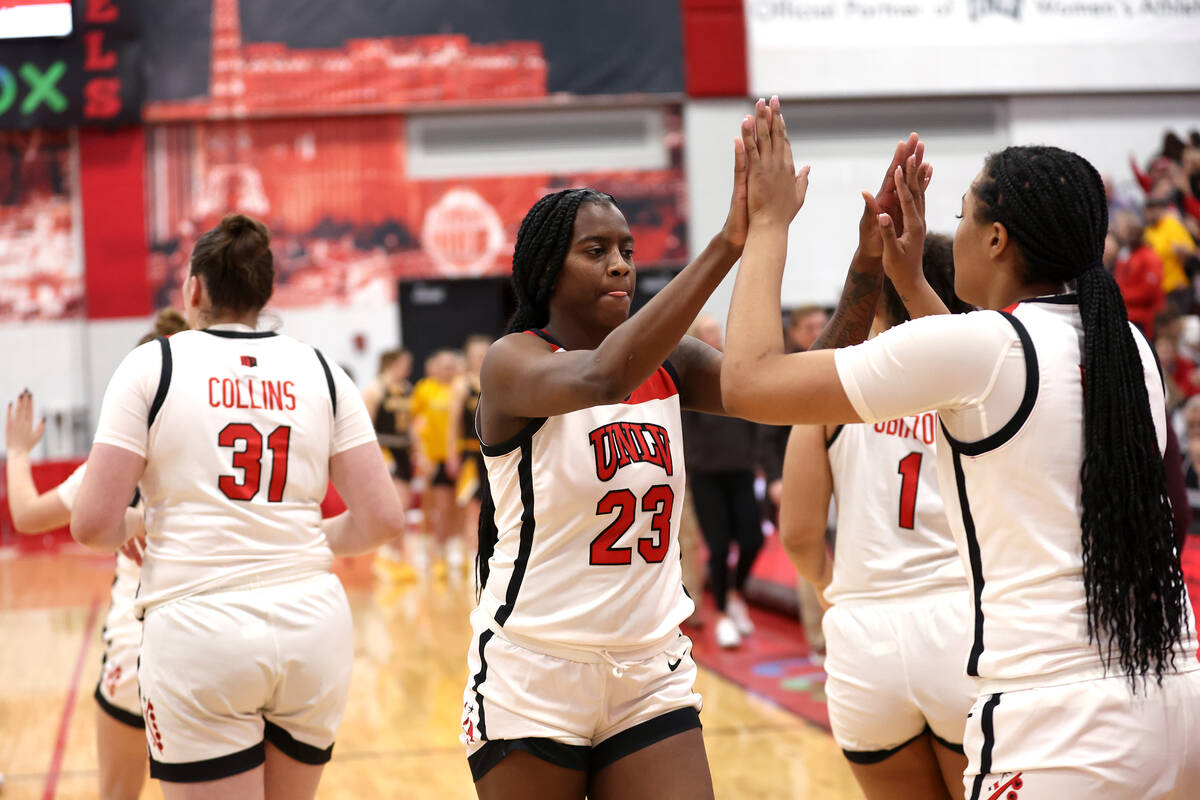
[4,309,187,800]
[71,214,405,800]
[780,235,976,800]
[724,100,1199,798]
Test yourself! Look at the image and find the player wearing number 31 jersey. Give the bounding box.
[71,215,404,800]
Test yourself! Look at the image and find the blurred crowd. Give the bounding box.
[1106,130,1200,529]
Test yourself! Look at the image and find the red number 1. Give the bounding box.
[897,452,922,529]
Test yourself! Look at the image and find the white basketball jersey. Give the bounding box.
[824,413,966,605]
[937,299,1198,690]
[92,326,375,617]
[477,331,693,650]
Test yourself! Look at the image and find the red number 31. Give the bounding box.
[218,423,292,502]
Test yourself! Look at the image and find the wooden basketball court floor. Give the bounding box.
[0,550,864,799]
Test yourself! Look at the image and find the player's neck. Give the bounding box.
[199,308,260,330]
[541,318,611,351]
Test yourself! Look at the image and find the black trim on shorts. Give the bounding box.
[841,727,927,765]
[201,329,278,339]
[940,311,1038,457]
[589,707,702,772]
[930,728,965,755]
[93,683,144,729]
[147,336,173,428]
[492,438,536,626]
[150,741,265,783]
[470,629,494,741]
[313,347,337,416]
[264,721,334,765]
[825,424,845,449]
[430,462,455,487]
[468,737,589,782]
[968,693,1002,800]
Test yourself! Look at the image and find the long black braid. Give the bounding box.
[476,188,617,593]
[974,145,1188,688]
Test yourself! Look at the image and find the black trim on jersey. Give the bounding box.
[201,328,278,339]
[493,440,537,626]
[479,417,547,458]
[264,721,334,765]
[531,328,563,348]
[130,487,142,508]
[590,708,701,772]
[942,311,1038,457]
[1022,293,1077,305]
[150,741,265,783]
[468,737,589,782]
[147,336,173,428]
[93,683,144,728]
[661,359,681,393]
[841,727,927,765]
[1133,323,1166,392]
[312,347,337,416]
[946,442,987,677]
[825,424,845,449]
[968,693,1002,800]
[470,629,494,740]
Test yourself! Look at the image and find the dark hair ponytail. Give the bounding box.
[190,214,274,314]
[974,145,1188,687]
[475,187,615,593]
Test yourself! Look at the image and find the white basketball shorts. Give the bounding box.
[964,665,1200,799]
[138,572,354,783]
[822,589,976,760]
[94,558,143,727]
[460,608,703,781]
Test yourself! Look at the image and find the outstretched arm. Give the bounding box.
[778,424,834,606]
[809,134,928,350]
[5,392,70,533]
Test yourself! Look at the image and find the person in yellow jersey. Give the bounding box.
[412,349,461,577]
[447,335,493,578]
[1144,185,1198,313]
[363,348,417,576]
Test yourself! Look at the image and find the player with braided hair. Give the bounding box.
[724,100,1199,798]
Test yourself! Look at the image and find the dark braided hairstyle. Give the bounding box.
[881,232,975,325]
[973,145,1188,687]
[476,188,617,592]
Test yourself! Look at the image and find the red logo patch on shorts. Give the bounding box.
[104,664,121,699]
[145,700,165,752]
[986,772,1024,800]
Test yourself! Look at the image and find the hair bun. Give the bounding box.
[220,214,256,237]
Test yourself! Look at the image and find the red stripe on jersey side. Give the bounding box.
[623,367,679,405]
[1002,302,1020,313]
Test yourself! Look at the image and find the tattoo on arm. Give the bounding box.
[809,266,882,351]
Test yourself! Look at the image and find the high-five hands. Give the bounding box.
[859,134,930,260]
[742,97,810,228]
[873,144,931,292]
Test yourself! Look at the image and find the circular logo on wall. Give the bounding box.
[421,188,506,277]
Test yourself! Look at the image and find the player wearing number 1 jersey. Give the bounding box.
[780,236,976,800]
[71,215,405,800]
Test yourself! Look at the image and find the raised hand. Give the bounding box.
[859,134,929,259]
[878,151,930,298]
[5,390,45,456]
[720,131,750,250]
[743,97,810,228]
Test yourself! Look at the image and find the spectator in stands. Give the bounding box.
[682,314,766,649]
[1156,322,1200,410]
[1144,185,1198,313]
[1111,211,1165,338]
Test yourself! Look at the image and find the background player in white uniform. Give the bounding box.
[723,99,1199,798]
[3,310,187,800]
[70,214,405,800]
[780,235,976,799]
[462,119,921,800]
